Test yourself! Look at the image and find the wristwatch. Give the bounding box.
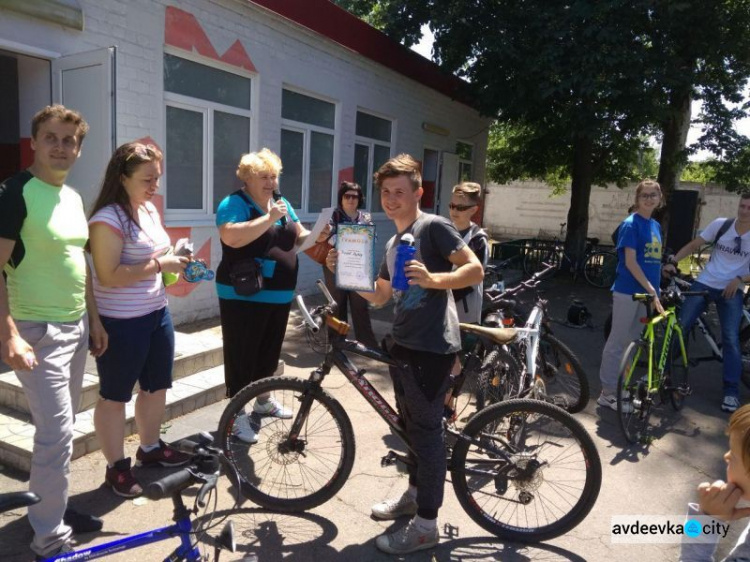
[667,255,678,266]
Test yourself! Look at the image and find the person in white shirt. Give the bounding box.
[665,194,750,413]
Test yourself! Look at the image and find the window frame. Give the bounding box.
[354,109,394,216]
[456,140,475,183]
[280,86,338,219]
[162,47,256,224]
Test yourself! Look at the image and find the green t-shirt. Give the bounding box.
[0,171,88,322]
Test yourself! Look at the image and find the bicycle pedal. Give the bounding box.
[443,523,459,539]
[679,385,693,396]
[381,451,398,467]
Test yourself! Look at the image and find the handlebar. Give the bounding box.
[484,262,556,307]
[145,435,222,503]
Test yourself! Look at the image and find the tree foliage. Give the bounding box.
[333,0,750,253]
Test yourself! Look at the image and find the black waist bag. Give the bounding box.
[229,259,264,296]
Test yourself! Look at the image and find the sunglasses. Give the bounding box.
[343,193,360,201]
[736,236,743,254]
[449,203,477,211]
[125,143,159,163]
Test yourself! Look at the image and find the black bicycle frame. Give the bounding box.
[290,330,518,476]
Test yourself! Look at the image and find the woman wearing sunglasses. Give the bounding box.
[598,179,665,414]
[448,182,488,325]
[322,181,378,348]
[665,193,750,413]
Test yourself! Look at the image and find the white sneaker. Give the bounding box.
[232,413,258,444]
[597,393,633,414]
[722,396,741,413]
[375,518,439,554]
[253,397,292,419]
[371,492,418,520]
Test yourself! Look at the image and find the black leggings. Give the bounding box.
[219,299,291,398]
[389,343,455,520]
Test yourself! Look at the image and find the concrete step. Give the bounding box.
[0,319,286,473]
[0,365,225,472]
[0,324,225,414]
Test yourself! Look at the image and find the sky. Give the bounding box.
[410,26,750,162]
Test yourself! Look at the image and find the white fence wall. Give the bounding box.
[483,180,741,243]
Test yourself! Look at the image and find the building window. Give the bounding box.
[456,141,474,182]
[353,111,392,213]
[280,89,336,214]
[163,53,252,216]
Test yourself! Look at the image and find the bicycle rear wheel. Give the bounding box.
[741,324,750,390]
[537,334,590,413]
[616,342,652,444]
[450,399,601,542]
[218,376,356,512]
[583,251,617,289]
[664,336,690,410]
[475,347,523,410]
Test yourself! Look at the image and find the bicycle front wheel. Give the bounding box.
[218,376,356,512]
[450,399,601,542]
[617,342,652,444]
[536,335,590,413]
[583,251,617,289]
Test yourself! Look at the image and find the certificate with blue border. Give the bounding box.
[335,224,376,292]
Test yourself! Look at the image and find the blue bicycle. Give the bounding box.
[0,438,242,561]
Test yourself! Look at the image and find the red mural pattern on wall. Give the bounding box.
[165,7,256,72]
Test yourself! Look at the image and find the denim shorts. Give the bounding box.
[96,307,175,402]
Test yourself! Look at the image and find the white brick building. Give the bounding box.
[0,0,490,324]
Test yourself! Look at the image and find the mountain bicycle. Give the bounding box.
[523,222,617,288]
[463,263,589,414]
[603,274,750,389]
[616,286,709,445]
[2,438,242,561]
[217,280,602,542]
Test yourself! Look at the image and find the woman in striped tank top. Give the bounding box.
[87,142,191,498]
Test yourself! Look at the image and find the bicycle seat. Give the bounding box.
[459,323,517,344]
[586,237,599,246]
[0,491,40,512]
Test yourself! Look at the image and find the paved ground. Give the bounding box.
[1,275,746,561]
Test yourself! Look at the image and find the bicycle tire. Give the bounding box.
[741,324,750,390]
[617,342,652,444]
[536,335,590,413]
[218,376,356,512]
[583,251,617,289]
[523,244,561,277]
[450,399,602,542]
[665,336,690,411]
[475,347,522,410]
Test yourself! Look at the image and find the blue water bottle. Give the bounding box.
[392,233,416,291]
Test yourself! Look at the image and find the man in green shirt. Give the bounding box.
[0,105,107,559]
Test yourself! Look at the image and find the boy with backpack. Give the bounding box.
[665,194,750,413]
[449,182,489,324]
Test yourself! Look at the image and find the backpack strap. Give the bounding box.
[713,218,735,244]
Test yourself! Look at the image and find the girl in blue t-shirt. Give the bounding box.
[597,180,665,412]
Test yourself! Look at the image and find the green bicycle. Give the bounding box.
[616,287,707,444]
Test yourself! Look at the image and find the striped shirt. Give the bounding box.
[89,202,170,319]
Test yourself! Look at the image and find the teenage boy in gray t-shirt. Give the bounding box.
[327,154,483,555]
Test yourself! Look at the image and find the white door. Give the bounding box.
[52,47,115,210]
[436,152,459,218]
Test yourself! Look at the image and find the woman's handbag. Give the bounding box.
[229,259,264,296]
[304,240,333,265]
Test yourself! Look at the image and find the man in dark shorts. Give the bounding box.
[327,154,483,554]
[0,105,108,559]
